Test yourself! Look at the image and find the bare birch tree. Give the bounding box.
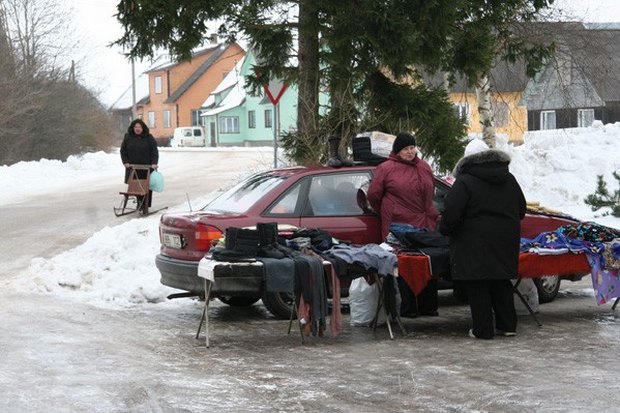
[0,0,115,165]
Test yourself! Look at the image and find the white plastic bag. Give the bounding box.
[349,277,387,326]
[513,278,539,316]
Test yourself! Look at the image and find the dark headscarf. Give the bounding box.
[127,119,150,136]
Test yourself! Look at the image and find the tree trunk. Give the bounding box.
[475,73,496,148]
[296,0,320,142]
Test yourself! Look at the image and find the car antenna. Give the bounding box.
[186,193,193,213]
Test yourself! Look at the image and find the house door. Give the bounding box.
[210,122,217,147]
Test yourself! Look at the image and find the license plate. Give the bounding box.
[163,233,183,249]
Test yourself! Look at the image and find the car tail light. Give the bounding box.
[195,223,223,251]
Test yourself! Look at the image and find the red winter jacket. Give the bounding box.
[367,153,439,239]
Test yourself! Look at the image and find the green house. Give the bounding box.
[200,52,300,146]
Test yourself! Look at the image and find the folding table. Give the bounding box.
[397,251,592,325]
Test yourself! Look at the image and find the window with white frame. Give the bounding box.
[148,111,156,128]
[264,109,273,128]
[154,76,162,94]
[191,110,201,126]
[453,102,470,124]
[163,110,171,128]
[540,110,556,130]
[219,116,239,133]
[248,110,256,128]
[578,109,594,128]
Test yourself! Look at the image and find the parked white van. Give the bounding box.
[172,127,206,147]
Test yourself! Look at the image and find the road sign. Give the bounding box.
[263,79,289,105]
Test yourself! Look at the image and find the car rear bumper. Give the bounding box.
[156,254,263,296]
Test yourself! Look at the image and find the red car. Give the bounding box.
[156,164,583,318]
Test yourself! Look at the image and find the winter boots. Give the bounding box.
[326,136,354,167]
[257,222,288,259]
[212,227,260,261]
[212,223,291,261]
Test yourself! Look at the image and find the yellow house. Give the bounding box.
[426,60,531,144]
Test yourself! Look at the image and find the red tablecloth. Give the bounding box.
[398,252,591,296]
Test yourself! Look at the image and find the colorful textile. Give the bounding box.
[520,222,620,305]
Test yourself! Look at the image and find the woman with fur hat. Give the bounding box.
[367,131,440,317]
[439,139,526,339]
[120,119,159,214]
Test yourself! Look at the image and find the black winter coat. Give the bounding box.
[120,132,159,183]
[438,149,526,281]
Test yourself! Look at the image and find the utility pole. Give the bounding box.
[131,58,137,118]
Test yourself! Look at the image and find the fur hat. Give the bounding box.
[464,139,489,156]
[392,132,416,154]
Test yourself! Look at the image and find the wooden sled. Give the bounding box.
[114,164,167,217]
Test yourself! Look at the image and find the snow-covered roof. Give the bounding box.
[145,44,223,73]
[200,57,247,116]
[108,72,150,110]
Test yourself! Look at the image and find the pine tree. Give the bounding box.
[114,0,555,170]
[584,172,620,217]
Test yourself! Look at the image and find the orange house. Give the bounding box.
[136,42,245,143]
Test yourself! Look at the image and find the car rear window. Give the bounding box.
[203,172,288,213]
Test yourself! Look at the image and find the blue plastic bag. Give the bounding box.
[149,170,164,192]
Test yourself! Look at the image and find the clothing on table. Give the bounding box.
[323,243,397,276]
[398,276,438,317]
[520,222,620,305]
[293,253,328,337]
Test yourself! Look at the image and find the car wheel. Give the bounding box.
[533,276,561,304]
[217,296,260,307]
[262,291,296,320]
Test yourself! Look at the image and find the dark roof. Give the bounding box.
[422,57,531,93]
[424,22,620,108]
[522,23,620,109]
[164,45,228,104]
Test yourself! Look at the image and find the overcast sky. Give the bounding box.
[69,0,620,108]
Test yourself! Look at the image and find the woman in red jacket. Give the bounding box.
[367,132,440,316]
[367,132,439,239]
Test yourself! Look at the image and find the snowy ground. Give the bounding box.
[1,129,619,413]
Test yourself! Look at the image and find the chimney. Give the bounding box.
[209,34,218,44]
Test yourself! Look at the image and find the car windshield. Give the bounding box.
[202,171,289,213]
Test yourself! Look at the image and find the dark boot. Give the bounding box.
[257,222,278,245]
[225,227,239,250]
[233,228,260,256]
[326,136,353,167]
[257,222,285,258]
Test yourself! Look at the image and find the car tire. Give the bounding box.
[533,275,561,304]
[262,291,296,320]
[217,296,260,307]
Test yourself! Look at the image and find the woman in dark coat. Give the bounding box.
[120,119,159,212]
[439,139,526,339]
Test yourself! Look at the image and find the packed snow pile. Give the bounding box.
[502,121,620,209]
